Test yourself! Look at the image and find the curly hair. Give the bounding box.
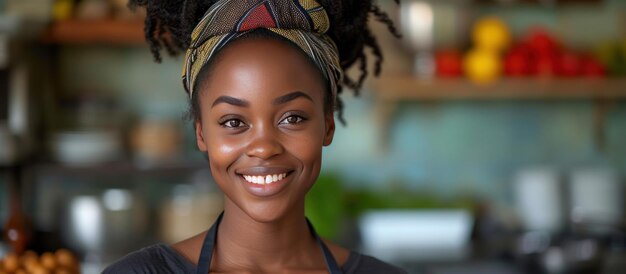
[128,0,401,124]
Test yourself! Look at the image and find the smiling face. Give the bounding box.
[194,37,335,223]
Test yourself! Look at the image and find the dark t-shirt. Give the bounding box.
[103,244,407,274]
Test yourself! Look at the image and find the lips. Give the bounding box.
[235,166,294,197]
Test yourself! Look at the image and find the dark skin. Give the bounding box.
[172,38,350,273]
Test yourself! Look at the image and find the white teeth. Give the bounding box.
[242,173,288,185]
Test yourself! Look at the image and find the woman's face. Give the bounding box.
[194,38,335,222]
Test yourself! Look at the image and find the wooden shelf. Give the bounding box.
[371,75,626,151]
[32,160,208,178]
[42,19,146,45]
[372,76,626,101]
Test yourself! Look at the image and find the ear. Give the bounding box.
[195,120,208,152]
[323,113,335,146]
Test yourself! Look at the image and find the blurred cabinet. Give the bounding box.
[32,18,205,186]
[42,19,144,45]
[0,18,208,256]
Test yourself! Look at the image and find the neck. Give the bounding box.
[212,199,323,272]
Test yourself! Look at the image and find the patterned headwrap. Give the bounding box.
[182,0,343,104]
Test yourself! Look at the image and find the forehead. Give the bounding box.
[196,38,326,104]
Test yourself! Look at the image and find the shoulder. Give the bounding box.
[322,239,406,274]
[322,239,351,267]
[170,231,207,264]
[342,252,407,274]
[102,244,195,274]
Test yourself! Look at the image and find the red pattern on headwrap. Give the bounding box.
[239,3,276,32]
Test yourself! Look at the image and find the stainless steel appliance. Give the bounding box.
[0,15,32,165]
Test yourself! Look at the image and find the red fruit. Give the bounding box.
[526,27,560,56]
[512,42,534,54]
[521,28,561,77]
[557,52,582,77]
[580,54,607,77]
[435,49,464,77]
[504,52,528,76]
[534,52,560,77]
[505,43,534,76]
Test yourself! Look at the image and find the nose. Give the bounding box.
[245,126,284,159]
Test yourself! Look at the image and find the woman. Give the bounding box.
[104,0,404,273]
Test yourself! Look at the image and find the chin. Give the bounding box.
[246,210,283,224]
[233,195,301,224]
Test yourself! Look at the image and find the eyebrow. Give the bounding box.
[212,96,250,108]
[211,91,313,108]
[272,91,313,105]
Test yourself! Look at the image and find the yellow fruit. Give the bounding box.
[52,0,74,21]
[464,48,502,84]
[55,249,77,270]
[40,252,57,270]
[30,264,50,274]
[55,268,73,274]
[2,253,19,272]
[21,250,39,266]
[472,17,511,52]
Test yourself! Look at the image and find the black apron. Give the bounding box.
[195,212,343,274]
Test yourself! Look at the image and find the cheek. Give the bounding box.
[292,139,322,165]
[297,142,323,192]
[214,137,238,155]
[287,126,325,176]
[206,133,244,173]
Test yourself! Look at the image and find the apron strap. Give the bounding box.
[306,218,344,274]
[195,211,222,274]
[195,212,343,274]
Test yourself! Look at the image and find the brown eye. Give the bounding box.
[279,115,304,125]
[222,119,244,128]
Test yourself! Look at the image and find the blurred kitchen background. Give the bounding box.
[1,0,626,273]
